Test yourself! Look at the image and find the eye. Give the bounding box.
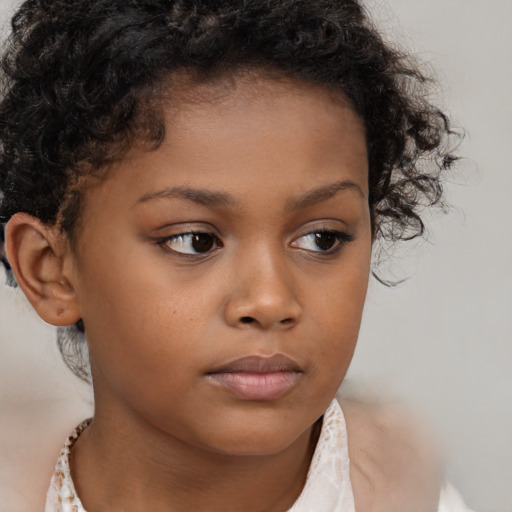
[159,232,221,255]
[291,230,353,253]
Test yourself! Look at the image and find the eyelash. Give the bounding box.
[291,229,354,255]
[156,229,354,257]
[157,231,223,257]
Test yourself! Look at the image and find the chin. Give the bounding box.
[199,417,313,457]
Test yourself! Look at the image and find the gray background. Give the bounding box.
[0,0,510,511]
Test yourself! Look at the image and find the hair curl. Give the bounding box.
[0,0,459,379]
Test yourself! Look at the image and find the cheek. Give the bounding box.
[79,260,222,380]
[306,255,370,372]
[318,246,370,324]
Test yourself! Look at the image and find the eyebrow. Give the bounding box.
[287,180,365,211]
[136,180,364,210]
[137,186,235,208]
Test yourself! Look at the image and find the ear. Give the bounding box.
[5,213,81,327]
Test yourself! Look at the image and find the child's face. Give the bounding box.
[68,76,371,455]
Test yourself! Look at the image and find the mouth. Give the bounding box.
[206,354,303,401]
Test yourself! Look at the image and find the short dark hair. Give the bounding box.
[0,0,460,378]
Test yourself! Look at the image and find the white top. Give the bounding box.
[44,399,472,512]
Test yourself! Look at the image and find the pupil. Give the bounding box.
[315,232,336,251]
[192,234,214,253]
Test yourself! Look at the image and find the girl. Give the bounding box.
[0,0,471,510]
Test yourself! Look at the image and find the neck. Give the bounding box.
[70,400,321,512]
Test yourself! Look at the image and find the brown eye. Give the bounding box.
[314,232,337,251]
[161,232,220,255]
[291,230,354,253]
[191,233,215,253]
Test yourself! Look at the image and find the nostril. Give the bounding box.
[240,316,255,324]
[279,317,293,325]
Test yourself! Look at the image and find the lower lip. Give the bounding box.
[207,371,301,401]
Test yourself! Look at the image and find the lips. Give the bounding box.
[206,354,303,401]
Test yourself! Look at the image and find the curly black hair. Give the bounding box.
[0,0,459,378]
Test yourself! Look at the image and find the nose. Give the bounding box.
[223,247,302,330]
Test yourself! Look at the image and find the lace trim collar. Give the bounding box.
[44,418,91,512]
[45,399,354,512]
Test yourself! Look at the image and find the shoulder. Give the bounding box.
[340,398,442,512]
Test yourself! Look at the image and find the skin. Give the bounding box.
[8,75,376,510]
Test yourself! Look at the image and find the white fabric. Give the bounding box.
[288,400,355,511]
[44,399,471,512]
[438,483,476,512]
[44,418,90,512]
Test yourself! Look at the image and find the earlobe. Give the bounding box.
[5,213,81,327]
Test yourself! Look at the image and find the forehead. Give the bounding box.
[80,73,368,219]
[139,73,366,179]
[163,70,363,136]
